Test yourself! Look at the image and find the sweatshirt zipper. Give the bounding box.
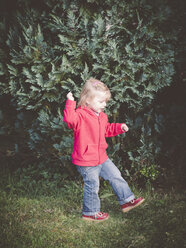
[98,116,101,164]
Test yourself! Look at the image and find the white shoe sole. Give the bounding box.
[82,216,109,222]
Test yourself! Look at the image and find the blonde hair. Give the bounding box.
[78,78,111,107]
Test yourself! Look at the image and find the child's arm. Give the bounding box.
[105,120,129,137]
[63,92,80,130]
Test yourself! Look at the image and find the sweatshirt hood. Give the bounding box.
[77,105,105,119]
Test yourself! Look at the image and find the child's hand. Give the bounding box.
[67,92,74,101]
[121,124,129,132]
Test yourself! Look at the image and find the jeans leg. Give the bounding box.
[100,158,135,205]
[76,165,101,216]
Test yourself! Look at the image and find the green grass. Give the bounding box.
[0,167,186,248]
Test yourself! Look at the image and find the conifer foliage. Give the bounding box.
[0,0,184,183]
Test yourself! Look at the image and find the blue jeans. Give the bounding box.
[76,158,135,216]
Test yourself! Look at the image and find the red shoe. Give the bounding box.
[121,197,145,213]
[82,212,109,221]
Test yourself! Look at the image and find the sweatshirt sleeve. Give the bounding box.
[63,99,80,130]
[105,119,126,137]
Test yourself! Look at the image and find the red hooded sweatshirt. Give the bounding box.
[63,99,126,166]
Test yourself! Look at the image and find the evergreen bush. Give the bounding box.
[0,0,185,185]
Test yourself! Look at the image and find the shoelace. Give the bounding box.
[96,212,104,217]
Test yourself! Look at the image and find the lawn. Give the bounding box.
[0,166,185,248]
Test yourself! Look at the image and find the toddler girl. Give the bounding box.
[63,78,144,221]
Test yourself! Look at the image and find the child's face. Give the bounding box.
[87,91,107,113]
